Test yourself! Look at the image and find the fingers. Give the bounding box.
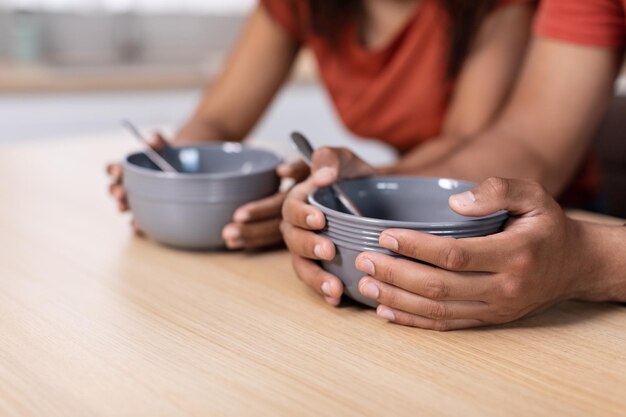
[282,180,326,230]
[222,218,283,250]
[107,163,123,184]
[280,221,335,261]
[355,252,493,301]
[108,183,128,212]
[310,147,375,188]
[145,132,169,150]
[292,255,343,306]
[107,162,128,211]
[378,229,513,272]
[277,160,310,182]
[233,192,286,223]
[358,276,487,320]
[311,147,342,187]
[449,177,557,218]
[375,305,484,331]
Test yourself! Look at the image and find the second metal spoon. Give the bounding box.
[290,132,363,217]
[121,119,178,173]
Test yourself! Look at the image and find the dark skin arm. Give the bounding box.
[282,36,622,307]
[356,178,626,330]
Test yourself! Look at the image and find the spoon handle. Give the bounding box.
[121,120,178,173]
[331,184,363,216]
[290,132,363,217]
[290,132,314,165]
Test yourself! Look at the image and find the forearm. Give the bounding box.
[378,135,472,176]
[572,221,626,303]
[173,5,299,147]
[377,127,556,192]
[408,125,571,196]
[174,114,245,145]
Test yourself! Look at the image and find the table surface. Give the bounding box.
[1,136,625,417]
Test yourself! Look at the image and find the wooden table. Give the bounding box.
[1,136,625,417]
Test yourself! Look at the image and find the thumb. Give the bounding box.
[310,147,374,188]
[448,177,554,218]
[145,132,169,151]
[310,147,342,187]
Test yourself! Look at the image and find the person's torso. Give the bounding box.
[302,0,454,153]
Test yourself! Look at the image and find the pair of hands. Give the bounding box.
[110,136,594,330]
[107,133,308,250]
[282,150,591,331]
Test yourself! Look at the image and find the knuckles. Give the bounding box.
[426,302,450,320]
[439,245,468,271]
[483,177,511,200]
[423,278,449,300]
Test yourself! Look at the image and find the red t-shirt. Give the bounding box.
[535,0,626,48]
[534,0,626,204]
[261,0,530,153]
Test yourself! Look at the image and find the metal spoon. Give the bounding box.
[121,119,178,173]
[290,132,363,216]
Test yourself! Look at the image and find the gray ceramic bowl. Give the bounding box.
[310,177,508,229]
[309,176,508,307]
[319,233,393,307]
[123,143,281,249]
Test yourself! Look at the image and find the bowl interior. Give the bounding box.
[127,143,281,177]
[312,177,505,224]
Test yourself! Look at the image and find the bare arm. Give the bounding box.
[385,3,534,174]
[175,5,301,143]
[419,36,621,195]
[573,222,626,302]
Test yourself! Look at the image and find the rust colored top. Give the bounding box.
[261,0,529,152]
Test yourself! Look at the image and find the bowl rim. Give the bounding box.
[123,143,283,180]
[308,176,509,229]
[325,215,508,233]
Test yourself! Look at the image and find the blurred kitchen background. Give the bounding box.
[0,0,395,165]
[0,0,624,215]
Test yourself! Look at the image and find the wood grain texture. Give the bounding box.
[0,136,624,417]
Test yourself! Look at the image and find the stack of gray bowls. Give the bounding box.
[123,143,281,249]
[308,176,508,307]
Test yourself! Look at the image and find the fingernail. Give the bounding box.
[306,214,319,228]
[356,257,375,275]
[450,191,476,207]
[321,281,332,297]
[223,225,241,240]
[314,244,327,259]
[234,209,250,223]
[313,167,337,183]
[379,233,399,251]
[226,239,244,249]
[377,306,396,321]
[360,281,380,299]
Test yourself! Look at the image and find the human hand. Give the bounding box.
[281,147,377,305]
[354,177,587,330]
[107,131,312,249]
[221,160,309,250]
[107,132,170,234]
